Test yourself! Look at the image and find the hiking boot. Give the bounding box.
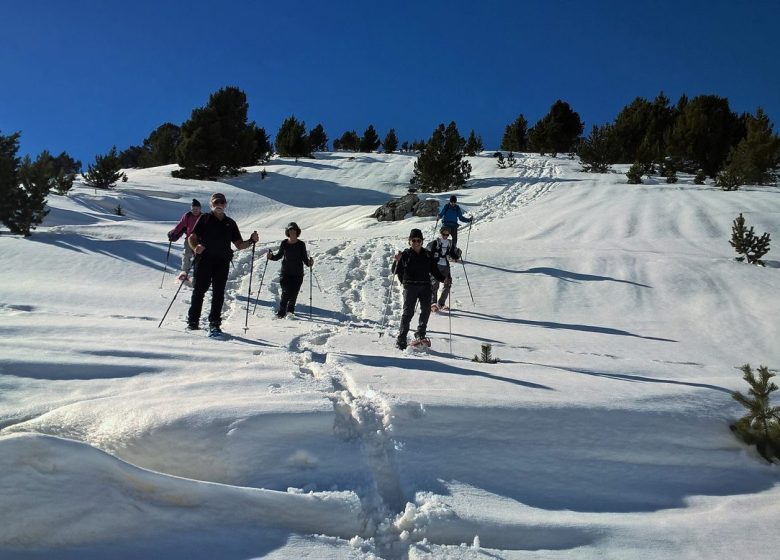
[208,325,223,336]
[275,311,286,319]
[396,339,407,350]
[186,323,200,331]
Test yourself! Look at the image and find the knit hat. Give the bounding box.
[191,198,201,207]
[449,195,457,203]
[285,222,301,236]
[210,192,227,204]
[409,228,423,240]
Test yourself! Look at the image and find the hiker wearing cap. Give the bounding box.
[437,195,473,254]
[186,193,259,335]
[167,198,203,282]
[427,225,459,312]
[267,222,313,318]
[392,228,446,350]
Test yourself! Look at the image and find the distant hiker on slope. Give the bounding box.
[437,195,473,254]
[392,228,446,350]
[186,192,259,336]
[167,198,202,283]
[427,225,459,312]
[267,222,313,318]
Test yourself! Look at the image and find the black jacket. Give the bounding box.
[190,213,242,261]
[269,239,310,277]
[393,247,446,285]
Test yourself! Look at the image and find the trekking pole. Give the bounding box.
[464,219,473,262]
[243,242,256,333]
[252,256,269,315]
[158,277,186,328]
[431,216,439,237]
[312,270,323,293]
[461,260,475,305]
[160,240,172,288]
[448,290,453,355]
[309,269,313,319]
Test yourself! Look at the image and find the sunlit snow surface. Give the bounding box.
[1,153,779,559]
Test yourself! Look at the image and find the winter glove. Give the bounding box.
[167,231,176,242]
[308,257,314,267]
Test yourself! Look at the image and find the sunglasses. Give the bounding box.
[441,232,450,236]
[410,238,423,243]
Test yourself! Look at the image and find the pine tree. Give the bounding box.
[0,131,22,230]
[118,145,145,168]
[506,151,516,167]
[138,123,181,167]
[175,86,257,178]
[401,140,409,152]
[383,128,399,153]
[275,115,311,159]
[626,161,643,184]
[359,124,381,152]
[501,115,528,152]
[254,126,273,162]
[84,146,125,190]
[694,169,707,185]
[463,130,483,156]
[577,124,616,173]
[51,152,81,195]
[3,152,54,236]
[338,130,360,152]
[528,100,584,155]
[730,213,771,265]
[308,123,328,152]
[496,152,506,169]
[411,122,471,192]
[731,364,780,461]
[721,108,780,186]
[667,94,744,177]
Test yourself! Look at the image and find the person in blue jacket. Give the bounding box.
[438,195,473,254]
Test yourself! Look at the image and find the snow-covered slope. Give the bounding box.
[1,153,779,559]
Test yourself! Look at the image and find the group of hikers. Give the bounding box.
[166,192,473,348]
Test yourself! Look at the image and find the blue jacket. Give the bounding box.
[438,203,472,227]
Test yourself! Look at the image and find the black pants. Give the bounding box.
[188,256,230,327]
[278,274,304,315]
[444,223,459,251]
[430,264,452,307]
[398,283,433,343]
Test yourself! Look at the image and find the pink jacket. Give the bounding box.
[168,211,202,242]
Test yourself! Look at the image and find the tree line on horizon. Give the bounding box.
[1,86,779,235]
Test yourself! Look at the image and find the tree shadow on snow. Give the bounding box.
[466,261,652,288]
[341,353,553,390]
[29,233,170,271]
[457,310,676,342]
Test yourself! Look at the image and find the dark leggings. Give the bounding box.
[279,274,304,315]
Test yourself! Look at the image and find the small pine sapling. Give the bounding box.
[506,152,517,168]
[730,364,780,462]
[114,204,125,216]
[717,168,741,191]
[694,169,706,185]
[730,213,771,265]
[496,153,506,169]
[472,343,499,364]
[626,162,643,184]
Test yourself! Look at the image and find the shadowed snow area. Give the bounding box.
[1,153,779,559]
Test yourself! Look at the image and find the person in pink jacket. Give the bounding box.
[167,199,203,281]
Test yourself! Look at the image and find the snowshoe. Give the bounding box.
[431,303,440,313]
[409,337,431,349]
[208,326,225,338]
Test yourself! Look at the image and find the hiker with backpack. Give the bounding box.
[392,228,447,350]
[266,222,313,318]
[437,195,473,254]
[427,225,459,312]
[186,192,259,336]
[167,198,203,283]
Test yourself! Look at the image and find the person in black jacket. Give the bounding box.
[267,222,313,318]
[186,192,259,335]
[392,228,446,349]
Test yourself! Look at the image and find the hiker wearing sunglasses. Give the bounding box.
[392,228,446,350]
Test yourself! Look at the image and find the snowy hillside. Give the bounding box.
[1,152,779,559]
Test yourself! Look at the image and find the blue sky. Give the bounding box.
[2,0,779,166]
